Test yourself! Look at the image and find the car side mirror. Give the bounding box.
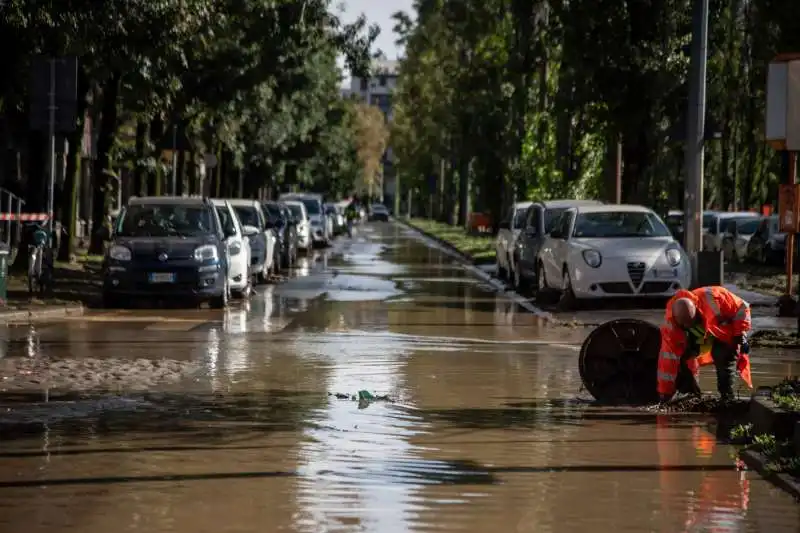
[242,225,259,237]
[264,220,274,229]
[224,226,236,238]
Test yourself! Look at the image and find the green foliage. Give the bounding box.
[390,0,800,227]
[0,0,379,235]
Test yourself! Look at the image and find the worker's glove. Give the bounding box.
[732,335,750,355]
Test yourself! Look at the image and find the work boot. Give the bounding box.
[712,344,736,399]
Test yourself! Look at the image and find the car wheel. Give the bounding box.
[233,279,251,299]
[210,279,229,309]
[102,291,122,309]
[534,261,556,304]
[496,255,507,280]
[558,267,577,311]
[513,260,529,294]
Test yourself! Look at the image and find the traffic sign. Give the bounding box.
[204,153,218,168]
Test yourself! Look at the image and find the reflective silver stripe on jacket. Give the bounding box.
[704,288,721,317]
[658,371,676,382]
[659,351,679,361]
[733,302,750,321]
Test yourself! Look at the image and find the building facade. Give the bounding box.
[349,58,398,209]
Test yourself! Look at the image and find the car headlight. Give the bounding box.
[108,245,131,261]
[194,245,218,262]
[582,249,601,268]
[229,241,241,256]
[665,248,682,266]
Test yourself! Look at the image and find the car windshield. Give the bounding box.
[512,208,527,229]
[287,204,304,218]
[573,211,671,238]
[372,204,387,212]
[233,206,262,229]
[702,213,716,230]
[116,204,213,237]
[299,198,321,215]
[737,219,760,235]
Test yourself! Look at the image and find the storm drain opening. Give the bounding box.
[578,319,661,405]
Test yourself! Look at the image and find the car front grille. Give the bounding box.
[640,281,672,294]
[599,282,632,294]
[627,262,645,286]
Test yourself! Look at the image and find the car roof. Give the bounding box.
[575,204,655,214]
[210,199,230,207]
[514,201,533,209]
[541,199,603,209]
[715,211,759,219]
[224,198,261,207]
[128,196,207,206]
[283,200,305,208]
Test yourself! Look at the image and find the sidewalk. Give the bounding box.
[0,301,84,322]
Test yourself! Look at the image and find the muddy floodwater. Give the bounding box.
[0,223,798,532]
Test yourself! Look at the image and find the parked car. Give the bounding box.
[227,199,276,283]
[512,199,603,292]
[494,201,532,280]
[665,210,683,243]
[721,217,762,263]
[369,204,390,221]
[535,204,691,307]
[213,199,253,297]
[280,193,330,246]
[702,211,760,252]
[263,200,297,270]
[746,215,787,264]
[284,200,311,253]
[102,196,230,308]
[325,203,345,235]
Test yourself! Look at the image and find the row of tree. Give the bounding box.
[0,0,390,258]
[389,0,800,227]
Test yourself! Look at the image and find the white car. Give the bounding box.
[536,204,691,307]
[284,200,311,252]
[226,199,276,283]
[212,199,252,297]
[702,211,760,252]
[494,201,532,279]
[722,217,763,262]
[280,193,330,246]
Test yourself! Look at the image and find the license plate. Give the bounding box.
[149,272,176,283]
[652,269,677,279]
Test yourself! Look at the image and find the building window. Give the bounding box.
[379,75,386,86]
[360,78,367,91]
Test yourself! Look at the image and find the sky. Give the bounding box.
[337,0,414,84]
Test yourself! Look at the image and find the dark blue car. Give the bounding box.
[102,196,230,308]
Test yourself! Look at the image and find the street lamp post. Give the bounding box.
[684,0,710,286]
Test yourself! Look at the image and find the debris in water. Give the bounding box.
[328,391,393,403]
[641,394,749,414]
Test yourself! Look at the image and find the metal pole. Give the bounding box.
[5,192,11,247]
[171,125,178,196]
[615,138,622,203]
[683,0,709,285]
[786,153,797,297]
[47,58,56,235]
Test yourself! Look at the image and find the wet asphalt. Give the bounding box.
[0,222,798,532]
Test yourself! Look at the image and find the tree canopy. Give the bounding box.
[0,0,379,255]
[390,0,800,227]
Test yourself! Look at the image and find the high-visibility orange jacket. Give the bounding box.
[658,286,752,396]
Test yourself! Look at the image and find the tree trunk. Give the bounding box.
[88,74,121,255]
[132,120,148,197]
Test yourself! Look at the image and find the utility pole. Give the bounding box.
[171,125,178,195]
[683,0,709,285]
[47,58,56,235]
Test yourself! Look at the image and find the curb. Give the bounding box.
[396,218,553,320]
[740,449,800,500]
[0,303,85,323]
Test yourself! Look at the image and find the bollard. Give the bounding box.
[579,318,661,405]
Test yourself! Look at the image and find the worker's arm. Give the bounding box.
[657,321,686,400]
[704,289,751,344]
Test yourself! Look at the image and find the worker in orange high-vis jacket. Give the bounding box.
[658,286,753,403]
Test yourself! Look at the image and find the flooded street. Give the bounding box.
[0,222,798,532]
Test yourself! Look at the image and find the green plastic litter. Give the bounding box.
[357,390,374,401]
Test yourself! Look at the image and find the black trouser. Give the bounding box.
[675,341,736,397]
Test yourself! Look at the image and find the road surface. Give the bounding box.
[0,222,797,532]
